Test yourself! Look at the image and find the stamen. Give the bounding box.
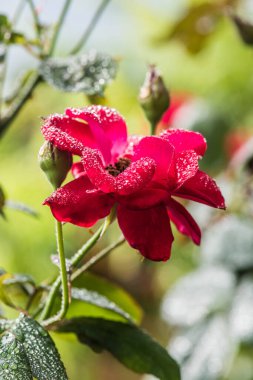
[106,157,131,177]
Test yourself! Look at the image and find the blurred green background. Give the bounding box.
[1,0,253,379]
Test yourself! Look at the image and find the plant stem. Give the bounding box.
[26,0,41,40]
[40,218,110,324]
[48,0,72,55]
[0,72,41,137]
[70,0,111,55]
[55,220,69,319]
[150,121,156,136]
[71,235,125,281]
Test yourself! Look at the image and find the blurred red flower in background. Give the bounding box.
[41,106,225,261]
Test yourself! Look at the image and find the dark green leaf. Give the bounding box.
[157,3,221,54]
[56,317,181,380]
[12,314,68,380]
[0,332,33,380]
[231,15,253,46]
[40,51,118,95]
[71,287,134,323]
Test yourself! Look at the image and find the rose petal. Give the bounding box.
[82,147,116,193]
[71,162,85,178]
[44,176,115,227]
[41,114,96,156]
[167,198,201,245]
[174,170,226,209]
[115,157,156,195]
[133,136,175,184]
[175,150,199,188]
[117,205,174,261]
[66,106,127,163]
[161,129,207,157]
[116,186,169,209]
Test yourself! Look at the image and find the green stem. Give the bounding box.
[26,0,41,40]
[48,0,72,55]
[40,218,110,324]
[0,73,41,137]
[150,121,156,136]
[55,220,69,319]
[70,0,111,55]
[71,235,125,281]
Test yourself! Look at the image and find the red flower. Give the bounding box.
[41,106,225,261]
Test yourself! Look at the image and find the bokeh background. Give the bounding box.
[1,0,253,379]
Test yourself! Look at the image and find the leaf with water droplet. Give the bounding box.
[70,287,135,323]
[40,51,118,95]
[0,332,33,380]
[12,314,68,380]
[161,266,235,327]
[230,275,253,345]
[201,216,253,270]
[55,317,180,380]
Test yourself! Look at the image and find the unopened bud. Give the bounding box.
[38,141,72,189]
[139,65,170,131]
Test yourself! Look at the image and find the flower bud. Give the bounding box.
[38,141,72,189]
[139,65,170,131]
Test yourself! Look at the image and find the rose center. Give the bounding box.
[106,157,131,177]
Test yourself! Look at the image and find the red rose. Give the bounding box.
[41,106,225,261]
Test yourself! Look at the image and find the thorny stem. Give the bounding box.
[40,217,111,325]
[70,0,111,55]
[71,235,125,281]
[55,220,69,320]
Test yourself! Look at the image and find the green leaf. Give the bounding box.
[12,314,68,380]
[0,271,35,310]
[201,215,253,270]
[56,317,181,380]
[40,51,118,95]
[0,14,27,46]
[70,287,135,323]
[73,272,142,324]
[0,14,10,42]
[157,3,221,54]
[0,332,33,380]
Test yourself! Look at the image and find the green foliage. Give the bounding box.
[157,3,222,54]
[0,14,29,46]
[56,317,181,380]
[0,332,33,380]
[73,272,142,324]
[0,314,68,380]
[40,51,118,96]
[70,287,136,323]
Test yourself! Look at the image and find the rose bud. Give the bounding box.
[139,65,170,133]
[38,141,72,189]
